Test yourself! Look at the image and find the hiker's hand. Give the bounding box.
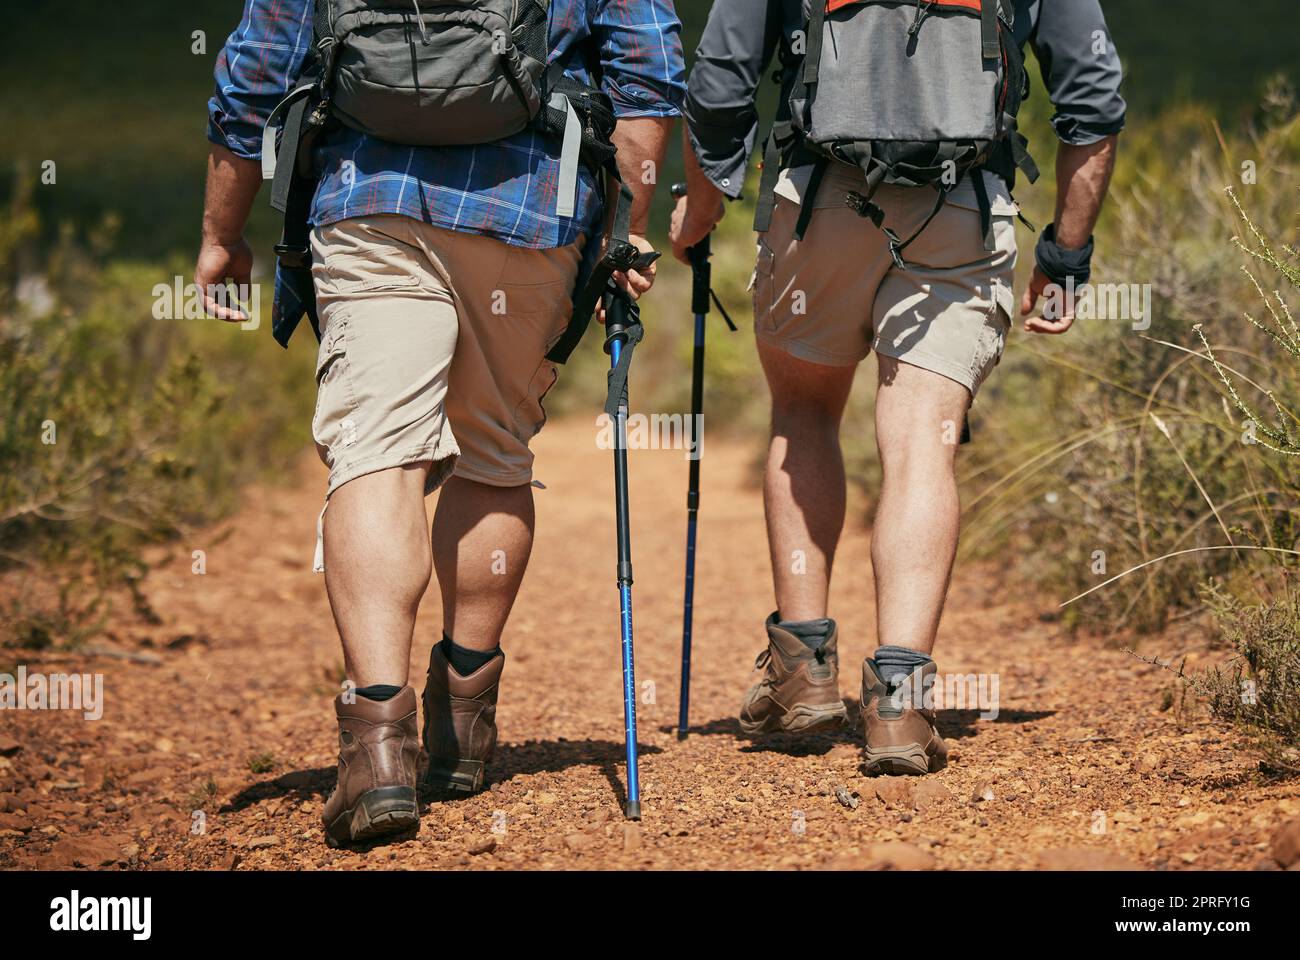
[1019,265,1075,335]
[612,233,657,301]
[670,193,725,264]
[195,236,255,322]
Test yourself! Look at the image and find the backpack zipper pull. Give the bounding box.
[411,0,430,45]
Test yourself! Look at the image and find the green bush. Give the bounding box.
[0,177,314,647]
[959,95,1300,634]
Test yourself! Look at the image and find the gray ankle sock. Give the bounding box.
[777,616,834,652]
[872,644,932,686]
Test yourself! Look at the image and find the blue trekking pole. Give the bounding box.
[670,183,737,741]
[601,250,657,820]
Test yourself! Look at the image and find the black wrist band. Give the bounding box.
[1034,223,1095,288]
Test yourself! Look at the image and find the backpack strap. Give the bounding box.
[550,91,583,218]
[801,0,828,87]
[1008,125,1040,183]
[261,83,317,187]
[792,155,829,241]
[971,168,994,252]
[881,183,950,270]
[979,0,1000,60]
[752,125,786,233]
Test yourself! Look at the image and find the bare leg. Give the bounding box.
[323,462,434,688]
[871,356,970,654]
[431,477,534,651]
[758,340,857,622]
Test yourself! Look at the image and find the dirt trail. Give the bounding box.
[2,418,1297,871]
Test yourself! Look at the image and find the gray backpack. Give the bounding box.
[760,0,1038,265]
[319,0,550,146]
[261,0,632,360]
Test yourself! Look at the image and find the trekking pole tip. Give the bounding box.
[623,800,642,820]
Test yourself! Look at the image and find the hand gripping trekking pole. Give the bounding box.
[669,183,737,741]
[601,252,657,820]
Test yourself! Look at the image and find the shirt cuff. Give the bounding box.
[605,77,685,121]
[688,133,748,199]
[1051,113,1126,147]
[207,112,262,161]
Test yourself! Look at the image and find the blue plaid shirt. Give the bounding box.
[207,0,686,339]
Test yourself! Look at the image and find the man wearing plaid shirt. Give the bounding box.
[196,0,684,846]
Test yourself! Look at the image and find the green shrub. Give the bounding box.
[0,177,314,647]
[959,95,1300,634]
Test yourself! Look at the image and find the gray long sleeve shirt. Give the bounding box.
[684,0,1128,198]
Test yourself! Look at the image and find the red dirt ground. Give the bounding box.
[2,419,1298,871]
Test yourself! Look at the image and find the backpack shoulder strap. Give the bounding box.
[980,0,1000,60]
[801,0,829,87]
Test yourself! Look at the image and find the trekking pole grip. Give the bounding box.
[671,182,713,315]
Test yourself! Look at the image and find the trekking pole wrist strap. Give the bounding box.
[1034,223,1094,288]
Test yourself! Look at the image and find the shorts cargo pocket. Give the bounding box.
[324,267,420,295]
[970,278,1013,394]
[311,318,357,465]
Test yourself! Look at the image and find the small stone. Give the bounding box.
[1133,754,1159,775]
[467,836,497,856]
[247,835,280,850]
[872,779,914,809]
[912,780,952,811]
[834,786,859,810]
[0,736,20,757]
[971,781,995,803]
[1270,819,1300,867]
[50,837,122,868]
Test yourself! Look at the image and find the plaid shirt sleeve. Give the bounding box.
[590,0,687,118]
[207,0,315,159]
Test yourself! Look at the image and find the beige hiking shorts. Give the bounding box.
[309,214,584,497]
[753,163,1019,396]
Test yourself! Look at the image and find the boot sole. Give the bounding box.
[324,785,419,848]
[738,701,848,737]
[424,758,486,794]
[862,743,947,777]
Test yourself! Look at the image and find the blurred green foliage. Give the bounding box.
[0,178,314,646]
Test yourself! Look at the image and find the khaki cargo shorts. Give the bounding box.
[309,214,584,498]
[753,163,1019,396]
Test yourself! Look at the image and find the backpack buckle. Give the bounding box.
[844,191,884,228]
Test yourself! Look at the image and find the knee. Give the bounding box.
[876,412,962,481]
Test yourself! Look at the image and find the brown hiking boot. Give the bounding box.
[422,644,504,793]
[861,659,948,775]
[321,686,419,847]
[738,614,848,735]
